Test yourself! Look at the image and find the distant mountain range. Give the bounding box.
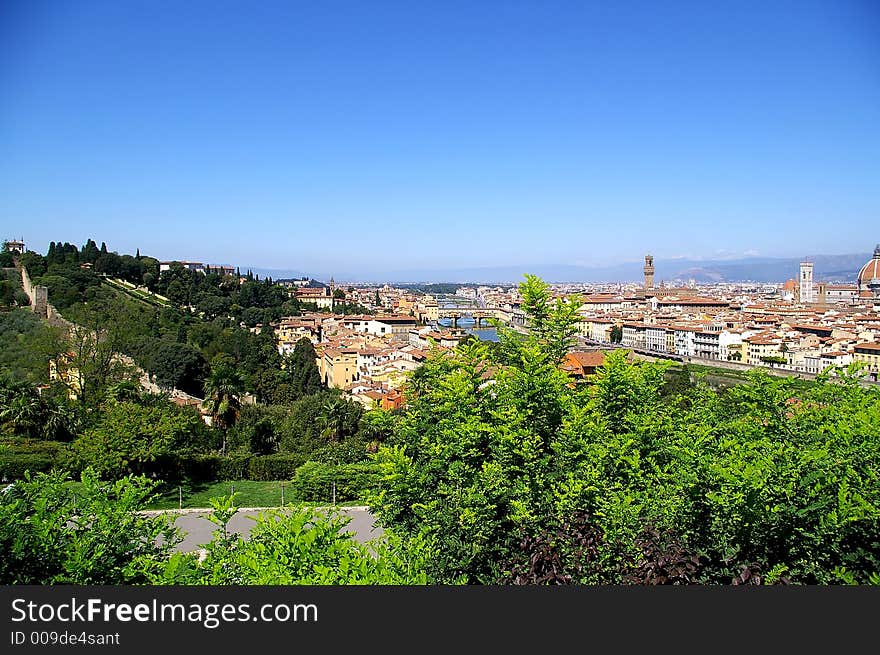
[250,252,870,285]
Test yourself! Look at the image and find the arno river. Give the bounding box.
[437,317,499,342]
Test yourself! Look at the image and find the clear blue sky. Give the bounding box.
[1,0,878,278]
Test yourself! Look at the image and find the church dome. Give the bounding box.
[858,245,880,289]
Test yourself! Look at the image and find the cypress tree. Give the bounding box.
[289,337,323,397]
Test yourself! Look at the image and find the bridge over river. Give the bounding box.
[436,307,511,327]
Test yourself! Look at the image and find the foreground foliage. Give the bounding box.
[0,470,178,584]
[1,471,430,585]
[370,275,880,584]
[149,496,431,585]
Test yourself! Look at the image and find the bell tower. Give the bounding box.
[643,254,655,291]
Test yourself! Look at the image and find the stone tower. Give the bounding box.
[799,260,814,304]
[34,285,48,318]
[817,282,827,306]
[643,255,655,291]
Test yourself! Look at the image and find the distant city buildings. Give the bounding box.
[198,244,880,407]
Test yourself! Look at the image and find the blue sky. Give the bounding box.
[1,0,878,278]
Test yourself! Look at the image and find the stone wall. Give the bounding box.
[17,259,48,319]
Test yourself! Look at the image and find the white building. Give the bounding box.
[673,327,699,358]
[644,326,668,353]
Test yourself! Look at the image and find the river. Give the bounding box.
[436,317,499,342]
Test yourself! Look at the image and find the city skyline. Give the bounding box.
[2,1,879,272]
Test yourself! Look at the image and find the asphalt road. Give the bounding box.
[157,507,382,552]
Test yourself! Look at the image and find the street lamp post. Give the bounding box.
[331,456,337,507]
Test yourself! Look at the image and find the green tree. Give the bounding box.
[0,383,44,438]
[282,338,323,399]
[371,274,880,585]
[72,400,211,477]
[151,341,208,397]
[319,395,354,443]
[609,324,623,343]
[0,310,65,385]
[359,408,396,448]
[516,274,580,363]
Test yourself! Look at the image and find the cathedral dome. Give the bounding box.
[858,245,880,290]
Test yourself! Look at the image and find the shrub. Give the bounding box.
[0,452,56,480]
[176,454,251,481]
[289,461,379,502]
[0,440,72,480]
[217,454,251,480]
[247,454,306,481]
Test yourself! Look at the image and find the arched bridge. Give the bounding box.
[436,307,511,327]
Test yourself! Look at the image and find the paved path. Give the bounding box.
[150,507,382,552]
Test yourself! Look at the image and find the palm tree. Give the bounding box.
[0,383,44,438]
[318,395,350,443]
[41,398,81,441]
[203,359,245,453]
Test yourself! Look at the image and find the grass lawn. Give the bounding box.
[150,480,292,509]
[65,479,362,509]
[102,278,169,308]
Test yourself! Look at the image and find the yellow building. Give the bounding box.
[726,341,745,361]
[853,342,880,380]
[745,336,783,367]
[49,352,81,400]
[319,348,359,389]
[275,318,321,354]
[420,303,439,322]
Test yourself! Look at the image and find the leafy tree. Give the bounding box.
[81,238,100,263]
[277,391,362,454]
[72,400,213,477]
[359,408,396,449]
[226,404,283,455]
[281,338,323,400]
[371,274,880,585]
[151,341,208,397]
[609,324,623,343]
[517,274,580,362]
[62,299,144,403]
[0,383,44,438]
[0,309,65,385]
[0,381,81,440]
[318,394,362,443]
